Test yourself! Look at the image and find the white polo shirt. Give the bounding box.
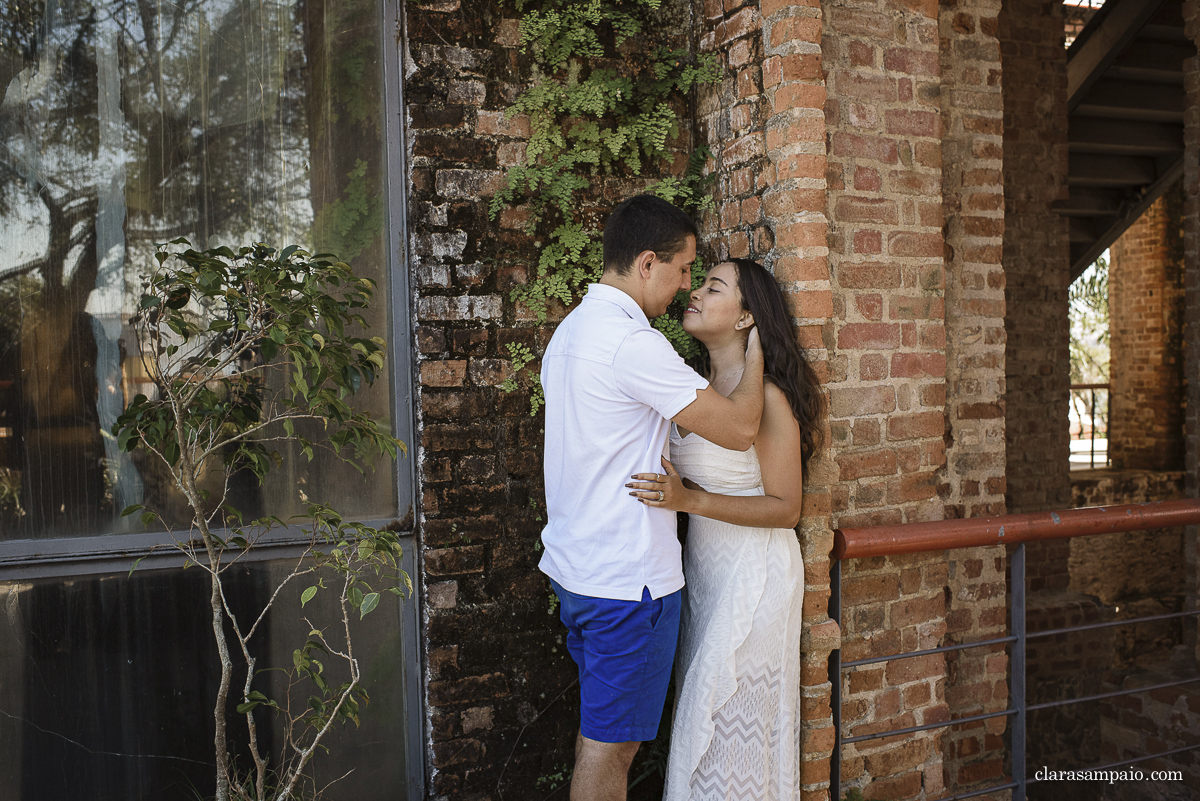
[539,283,710,601]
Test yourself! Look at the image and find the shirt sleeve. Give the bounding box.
[613,327,710,420]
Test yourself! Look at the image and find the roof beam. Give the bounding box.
[1068,154,1157,187]
[1068,118,1183,156]
[1073,79,1185,122]
[1052,187,1124,217]
[1068,0,1168,112]
[1069,157,1184,280]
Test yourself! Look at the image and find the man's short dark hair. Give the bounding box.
[602,195,699,275]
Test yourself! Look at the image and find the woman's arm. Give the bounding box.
[629,382,805,529]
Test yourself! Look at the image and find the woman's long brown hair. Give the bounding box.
[728,258,825,476]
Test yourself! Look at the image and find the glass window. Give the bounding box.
[0,0,395,539]
[0,561,410,799]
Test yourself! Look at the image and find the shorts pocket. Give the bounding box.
[648,596,664,629]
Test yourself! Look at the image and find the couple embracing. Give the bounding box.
[539,194,823,801]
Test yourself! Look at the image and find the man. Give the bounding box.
[540,195,765,801]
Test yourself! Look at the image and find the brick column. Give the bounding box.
[699,0,839,797]
[998,0,1071,617]
[938,2,1009,795]
[1182,0,1200,661]
[1108,187,1186,472]
[823,0,952,797]
[998,0,1070,519]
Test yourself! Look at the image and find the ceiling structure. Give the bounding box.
[1057,0,1196,280]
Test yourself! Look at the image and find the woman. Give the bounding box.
[626,258,823,801]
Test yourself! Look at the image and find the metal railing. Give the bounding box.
[830,499,1200,801]
[1069,382,1109,469]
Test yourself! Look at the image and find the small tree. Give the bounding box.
[115,241,408,801]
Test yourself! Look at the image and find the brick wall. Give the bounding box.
[1099,668,1200,796]
[405,4,581,797]
[1109,186,1186,472]
[1071,471,1189,670]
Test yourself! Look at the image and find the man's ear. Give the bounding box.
[634,250,656,279]
[735,312,755,330]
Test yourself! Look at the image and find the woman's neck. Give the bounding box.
[705,337,748,388]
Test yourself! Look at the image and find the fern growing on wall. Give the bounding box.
[490,0,720,410]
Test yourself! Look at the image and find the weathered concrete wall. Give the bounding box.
[1109,187,1186,472]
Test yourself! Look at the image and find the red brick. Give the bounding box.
[774,254,828,281]
[780,53,824,81]
[832,70,897,103]
[860,352,887,380]
[831,132,899,163]
[853,230,882,254]
[888,232,942,258]
[761,0,821,16]
[839,262,901,288]
[885,653,944,684]
[837,450,898,481]
[769,15,821,49]
[421,360,467,387]
[866,770,923,799]
[787,290,834,319]
[842,572,900,604]
[958,402,1003,419]
[888,411,944,440]
[835,196,899,225]
[774,154,825,181]
[885,109,940,138]
[722,132,765,165]
[838,323,901,350]
[766,112,824,149]
[890,352,946,378]
[775,220,826,248]
[718,5,762,47]
[855,294,884,322]
[829,385,896,417]
[883,47,940,76]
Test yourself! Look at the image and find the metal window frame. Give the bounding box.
[0,0,424,795]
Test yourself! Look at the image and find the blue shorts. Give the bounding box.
[550,579,682,743]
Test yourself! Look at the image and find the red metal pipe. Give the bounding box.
[833,498,1200,560]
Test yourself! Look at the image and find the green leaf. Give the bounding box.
[359,592,380,618]
[301,585,319,607]
[120,504,143,517]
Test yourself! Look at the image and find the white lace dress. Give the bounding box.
[664,426,804,801]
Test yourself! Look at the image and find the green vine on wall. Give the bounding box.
[489,0,720,412]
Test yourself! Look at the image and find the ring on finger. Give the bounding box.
[657,490,664,502]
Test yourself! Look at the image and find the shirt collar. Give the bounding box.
[584,283,650,327]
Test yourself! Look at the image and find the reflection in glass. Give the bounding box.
[0,562,409,799]
[0,0,394,538]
